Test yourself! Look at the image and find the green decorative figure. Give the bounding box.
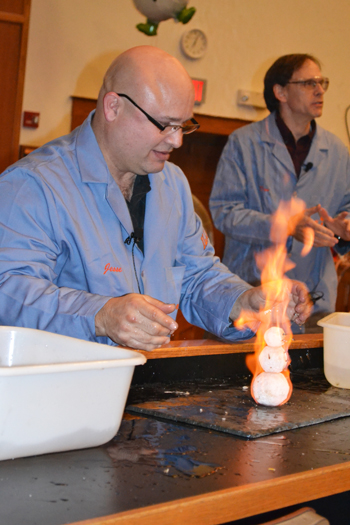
[133,0,196,36]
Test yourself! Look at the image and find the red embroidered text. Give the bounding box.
[201,230,209,249]
[104,263,122,275]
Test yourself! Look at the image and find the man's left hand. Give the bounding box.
[318,206,350,241]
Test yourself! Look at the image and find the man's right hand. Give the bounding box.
[95,294,178,351]
[230,279,312,334]
[289,204,338,248]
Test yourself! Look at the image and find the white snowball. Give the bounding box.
[252,372,290,406]
[264,326,285,347]
[259,345,288,373]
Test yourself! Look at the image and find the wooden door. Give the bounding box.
[0,0,31,173]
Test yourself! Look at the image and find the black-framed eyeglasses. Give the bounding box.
[116,93,200,136]
[287,77,329,92]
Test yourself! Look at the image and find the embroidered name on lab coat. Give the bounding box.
[201,230,209,249]
[104,263,122,275]
[259,185,270,192]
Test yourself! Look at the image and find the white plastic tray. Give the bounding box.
[0,327,146,461]
[318,312,350,389]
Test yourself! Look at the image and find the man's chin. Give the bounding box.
[142,160,166,175]
[312,105,323,118]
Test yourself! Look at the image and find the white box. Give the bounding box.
[317,312,350,389]
[237,89,267,109]
[0,327,146,461]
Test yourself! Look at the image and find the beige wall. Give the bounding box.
[21,0,350,147]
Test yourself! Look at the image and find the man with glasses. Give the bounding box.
[210,53,350,332]
[0,47,311,349]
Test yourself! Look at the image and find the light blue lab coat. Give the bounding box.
[210,112,350,320]
[0,112,253,345]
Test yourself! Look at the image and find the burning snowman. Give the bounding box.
[252,327,291,406]
[237,199,314,407]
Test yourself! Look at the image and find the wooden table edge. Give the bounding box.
[135,334,323,359]
[70,461,350,525]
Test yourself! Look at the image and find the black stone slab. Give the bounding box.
[127,384,350,439]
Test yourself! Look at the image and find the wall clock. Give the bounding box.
[181,28,207,59]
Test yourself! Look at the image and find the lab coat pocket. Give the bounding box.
[165,264,186,306]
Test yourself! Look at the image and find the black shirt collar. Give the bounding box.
[275,112,316,146]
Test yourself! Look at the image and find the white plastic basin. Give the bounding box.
[0,327,146,461]
[317,312,350,389]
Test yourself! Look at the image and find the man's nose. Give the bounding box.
[315,82,325,95]
[165,129,183,149]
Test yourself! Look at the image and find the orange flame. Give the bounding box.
[300,227,314,257]
[236,198,314,406]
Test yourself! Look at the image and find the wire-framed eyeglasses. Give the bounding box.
[116,93,200,135]
[287,77,329,92]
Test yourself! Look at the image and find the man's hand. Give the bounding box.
[289,204,337,248]
[318,206,350,241]
[230,280,312,333]
[95,294,178,351]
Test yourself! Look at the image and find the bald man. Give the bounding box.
[0,46,311,350]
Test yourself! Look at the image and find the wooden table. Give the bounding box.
[137,333,324,359]
[1,335,349,525]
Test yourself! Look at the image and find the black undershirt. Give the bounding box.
[125,174,151,254]
[275,112,316,178]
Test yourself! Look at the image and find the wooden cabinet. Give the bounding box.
[0,0,31,173]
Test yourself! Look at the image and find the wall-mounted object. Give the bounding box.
[237,89,266,109]
[23,111,40,128]
[181,28,207,59]
[133,0,195,36]
[192,78,206,105]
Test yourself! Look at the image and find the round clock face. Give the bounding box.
[181,29,207,59]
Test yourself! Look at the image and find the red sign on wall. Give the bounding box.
[191,78,206,106]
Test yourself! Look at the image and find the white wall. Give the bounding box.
[21,0,350,148]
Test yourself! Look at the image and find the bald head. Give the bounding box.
[97,46,194,112]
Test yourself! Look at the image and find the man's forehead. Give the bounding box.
[154,93,195,122]
[292,60,321,79]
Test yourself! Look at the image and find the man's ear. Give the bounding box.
[103,92,119,122]
[273,84,287,103]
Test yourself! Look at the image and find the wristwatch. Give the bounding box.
[334,234,348,248]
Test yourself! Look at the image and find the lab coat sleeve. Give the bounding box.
[209,132,273,244]
[332,152,350,256]
[174,174,255,342]
[0,170,112,343]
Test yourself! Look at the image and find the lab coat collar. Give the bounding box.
[75,112,175,245]
[262,112,329,150]
[262,113,296,174]
[261,112,329,176]
[76,111,110,184]
[75,111,133,233]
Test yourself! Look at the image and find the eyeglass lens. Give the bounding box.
[307,78,329,90]
[289,78,329,91]
[160,120,199,136]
